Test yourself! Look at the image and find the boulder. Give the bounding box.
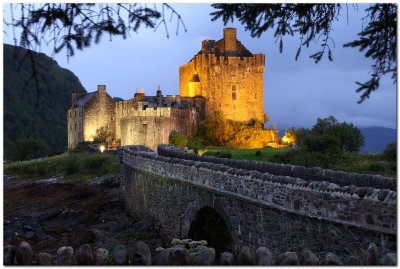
[15,241,33,265]
[219,252,234,265]
[192,247,215,265]
[4,244,15,265]
[132,241,151,265]
[382,253,397,265]
[236,246,253,265]
[255,247,273,265]
[299,249,319,265]
[132,218,154,232]
[364,243,379,265]
[76,244,95,265]
[277,252,299,265]
[57,246,75,265]
[95,248,109,265]
[323,252,343,265]
[171,247,191,265]
[153,248,173,265]
[37,253,53,265]
[112,245,128,265]
[345,255,362,265]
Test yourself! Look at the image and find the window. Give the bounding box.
[255,93,257,99]
[232,85,236,100]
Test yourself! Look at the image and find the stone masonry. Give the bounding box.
[179,28,265,122]
[119,145,396,260]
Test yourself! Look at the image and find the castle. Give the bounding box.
[68,28,271,150]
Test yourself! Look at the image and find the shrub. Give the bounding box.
[383,142,396,161]
[169,131,189,149]
[255,150,262,156]
[64,153,80,175]
[7,138,49,161]
[83,154,112,175]
[369,163,385,172]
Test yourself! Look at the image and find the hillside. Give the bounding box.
[4,44,86,156]
[360,127,397,153]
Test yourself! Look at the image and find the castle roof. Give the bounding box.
[75,92,96,107]
[195,28,253,58]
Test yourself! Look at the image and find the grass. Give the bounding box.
[198,146,291,161]
[192,146,396,178]
[4,150,120,183]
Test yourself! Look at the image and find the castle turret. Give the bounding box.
[98,84,106,93]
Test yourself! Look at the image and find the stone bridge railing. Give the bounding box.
[119,145,396,236]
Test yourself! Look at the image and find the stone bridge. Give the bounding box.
[118,145,396,259]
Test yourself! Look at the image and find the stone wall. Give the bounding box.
[180,43,265,122]
[67,107,84,148]
[120,146,396,258]
[158,145,396,191]
[82,86,116,142]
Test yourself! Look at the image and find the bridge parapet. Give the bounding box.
[157,144,396,190]
[120,145,396,235]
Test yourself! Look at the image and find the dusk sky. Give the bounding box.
[2,3,397,130]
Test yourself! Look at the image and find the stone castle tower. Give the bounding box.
[179,28,265,122]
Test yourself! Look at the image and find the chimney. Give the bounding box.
[98,85,106,93]
[223,28,237,52]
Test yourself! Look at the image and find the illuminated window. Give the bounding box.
[232,85,236,100]
[255,93,257,99]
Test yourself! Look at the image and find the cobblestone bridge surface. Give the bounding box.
[118,145,396,258]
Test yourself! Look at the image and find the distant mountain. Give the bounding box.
[4,44,86,156]
[360,127,397,153]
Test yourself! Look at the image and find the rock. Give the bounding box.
[171,238,183,247]
[277,252,299,265]
[76,244,95,265]
[193,247,215,265]
[171,247,191,265]
[4,244,15,265]
[132,241,151,265]
[132,218,155,232]
[255,246,273,265]
[382,253,396,265]
[15,241,33,265]
[112,245,128,265]
[153,248,173,265]
[299,248,319,265]
[95,248,109,265]
[364,243,379,265]
[323,252,343,265]
[345,255,362,265]
[57,246,75,265]
[25,231,35,239]
[219,252,234,265]
[37,253,53,265]
[236,246,253,265]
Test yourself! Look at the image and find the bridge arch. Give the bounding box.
[188,206,235,255]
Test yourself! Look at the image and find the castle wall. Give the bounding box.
[118,107,200,150]
[180,54,265,122]
[82,86,116,142]
[67,107,84,148]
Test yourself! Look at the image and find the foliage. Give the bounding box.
[383,142,397,161]
[4,151,120,181]
[293,116,364,153]
[210,3,397,102]
[5,3,186,59]
[4,44,86,156]
[7,138,49,162]
[197,112,277,148]
[93,126,112,143]
[169,131,189,149]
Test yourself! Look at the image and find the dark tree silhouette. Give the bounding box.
[4,3,186,58]
[211,3,397,103]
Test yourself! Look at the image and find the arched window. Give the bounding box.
[232,85,236,100]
